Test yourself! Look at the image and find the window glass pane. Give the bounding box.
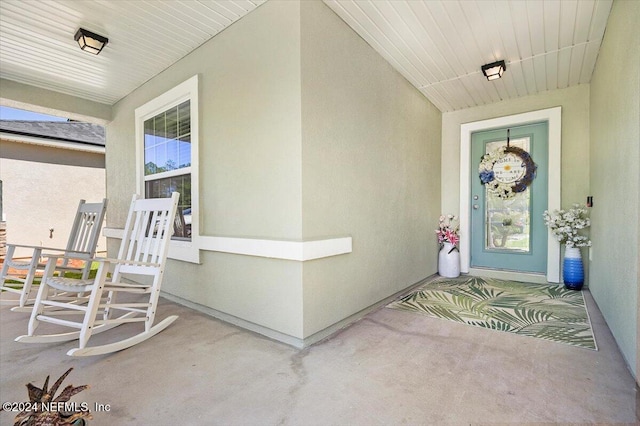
[144,101,191,177]
[165,107,178,140]
[154,143,167,172]
[154,114,165,139]
[144,148,156,175]
[166,140,178,171]
[143,98,192,241]
[178,136,191,168]
[145,174,192,241]
[144,120,155,148]
[178,101,190,136]
[144,134,155,150]
[138,76,198,260]
[484,138,531,252]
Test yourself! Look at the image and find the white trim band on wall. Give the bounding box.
[103,228,352,262]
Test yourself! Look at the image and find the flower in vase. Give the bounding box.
[543,204,592,248]
[436,215,460,249]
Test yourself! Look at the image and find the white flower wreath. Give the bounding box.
[479,146,513,198]
[478,146,536,199]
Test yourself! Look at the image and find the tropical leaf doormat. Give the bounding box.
[388,276,597,350]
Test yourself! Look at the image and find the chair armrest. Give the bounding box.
[92,257,161,268]
[7,243,90,257]
[41,255,160,268]
[40,252,92,262]
[6,243,63,252]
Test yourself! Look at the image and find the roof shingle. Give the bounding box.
[0,120,105,147]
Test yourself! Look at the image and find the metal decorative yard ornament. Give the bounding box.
[4,368,92,426]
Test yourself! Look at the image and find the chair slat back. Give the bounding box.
[65,199,108,257]
[116,193,179,276]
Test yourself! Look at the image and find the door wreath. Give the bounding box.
[478,142,537,199]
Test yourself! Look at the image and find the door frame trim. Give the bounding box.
[459,107,561,283]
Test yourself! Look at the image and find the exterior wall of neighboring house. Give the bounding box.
[0,139,106,257]
[589,0,639,382]
[106,0,441,344]
[1,139,104,168]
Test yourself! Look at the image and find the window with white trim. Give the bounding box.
[135,75,199,263]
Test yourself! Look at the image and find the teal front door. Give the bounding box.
[470,122,548,273]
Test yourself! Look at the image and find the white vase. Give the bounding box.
[438,242,461,278]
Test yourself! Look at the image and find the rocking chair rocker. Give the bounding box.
[0,199,108,309]
[16,193,179,357]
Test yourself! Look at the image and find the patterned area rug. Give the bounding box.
[388,276,597,350]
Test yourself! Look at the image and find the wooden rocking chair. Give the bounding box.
[0,199,108,309]
[16,193,179,357]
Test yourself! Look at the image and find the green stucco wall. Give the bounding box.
[107,0,305,339]
[589,0,639,380]
[299,1,442,337]
[105,0,442,343]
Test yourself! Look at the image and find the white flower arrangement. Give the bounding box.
[543,204,592,248]
[479,146,515,198]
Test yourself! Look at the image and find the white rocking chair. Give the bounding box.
[0,199,108,309]
[16,193,179,357]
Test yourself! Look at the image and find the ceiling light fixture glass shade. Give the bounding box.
[481,60,506,81]
[74,28,108,55]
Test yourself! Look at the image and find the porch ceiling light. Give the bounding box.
[481,60,506,81]
[74,28,108,55]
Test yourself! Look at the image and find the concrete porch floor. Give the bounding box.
[1,287,638,425]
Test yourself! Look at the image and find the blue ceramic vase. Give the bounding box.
[563,247,584,290]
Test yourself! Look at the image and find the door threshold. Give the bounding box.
[468,268,550,284]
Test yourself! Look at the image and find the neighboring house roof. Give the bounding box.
[0,120,105,154]
[0,120,104,146]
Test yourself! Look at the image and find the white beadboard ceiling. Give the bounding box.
[0,0,612,112]
[0,0,265,105]
[325,0,613,112]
